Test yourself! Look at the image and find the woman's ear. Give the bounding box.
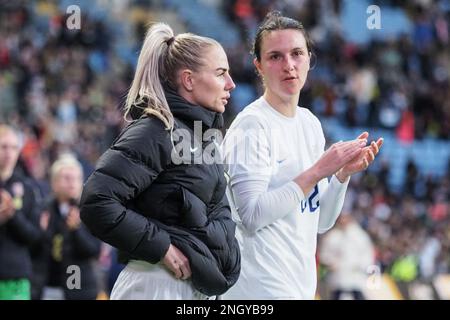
[308,52,311,70]
[253,58,262,77]
[308,51,316,71]
[180,69,194,92]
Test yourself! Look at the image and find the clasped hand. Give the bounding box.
[315,132,383,183]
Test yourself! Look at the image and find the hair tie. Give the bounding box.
[166,36,175,46]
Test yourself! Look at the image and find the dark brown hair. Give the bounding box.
[252,11,313,61]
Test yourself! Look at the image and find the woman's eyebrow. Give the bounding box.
[266,47,306,54]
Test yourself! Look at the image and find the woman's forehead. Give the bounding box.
[261,29,307,52]
[203,45,229,68]
[0,131,19,146]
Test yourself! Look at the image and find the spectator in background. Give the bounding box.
[419,230,442,281]
[31,155,101,300]
[0,124,41,300]
[319,212,375,300]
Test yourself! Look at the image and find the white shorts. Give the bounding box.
[110,260,209,300]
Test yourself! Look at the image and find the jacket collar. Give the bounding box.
[164,87,223,132]
[128,89,224,132]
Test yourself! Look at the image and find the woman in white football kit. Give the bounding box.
[222,11,383,299]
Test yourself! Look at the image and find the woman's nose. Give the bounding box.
[284,56,295,71]
[226,74,236,91]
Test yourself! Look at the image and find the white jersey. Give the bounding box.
[221,97,349,299]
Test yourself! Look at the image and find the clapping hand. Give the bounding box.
[336,132,383,182]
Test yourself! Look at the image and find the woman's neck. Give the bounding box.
[263,90,299,118]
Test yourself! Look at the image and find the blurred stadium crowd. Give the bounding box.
[0,0,449,299]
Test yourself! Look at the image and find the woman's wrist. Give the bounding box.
[294,166,322,195]
[335,169,349,183]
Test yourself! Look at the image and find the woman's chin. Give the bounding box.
[279,89,301,99]
[216,104,226,113]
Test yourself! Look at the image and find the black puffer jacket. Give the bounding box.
[80,90,240,296]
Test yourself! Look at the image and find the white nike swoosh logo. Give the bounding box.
[190,147,198,153]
